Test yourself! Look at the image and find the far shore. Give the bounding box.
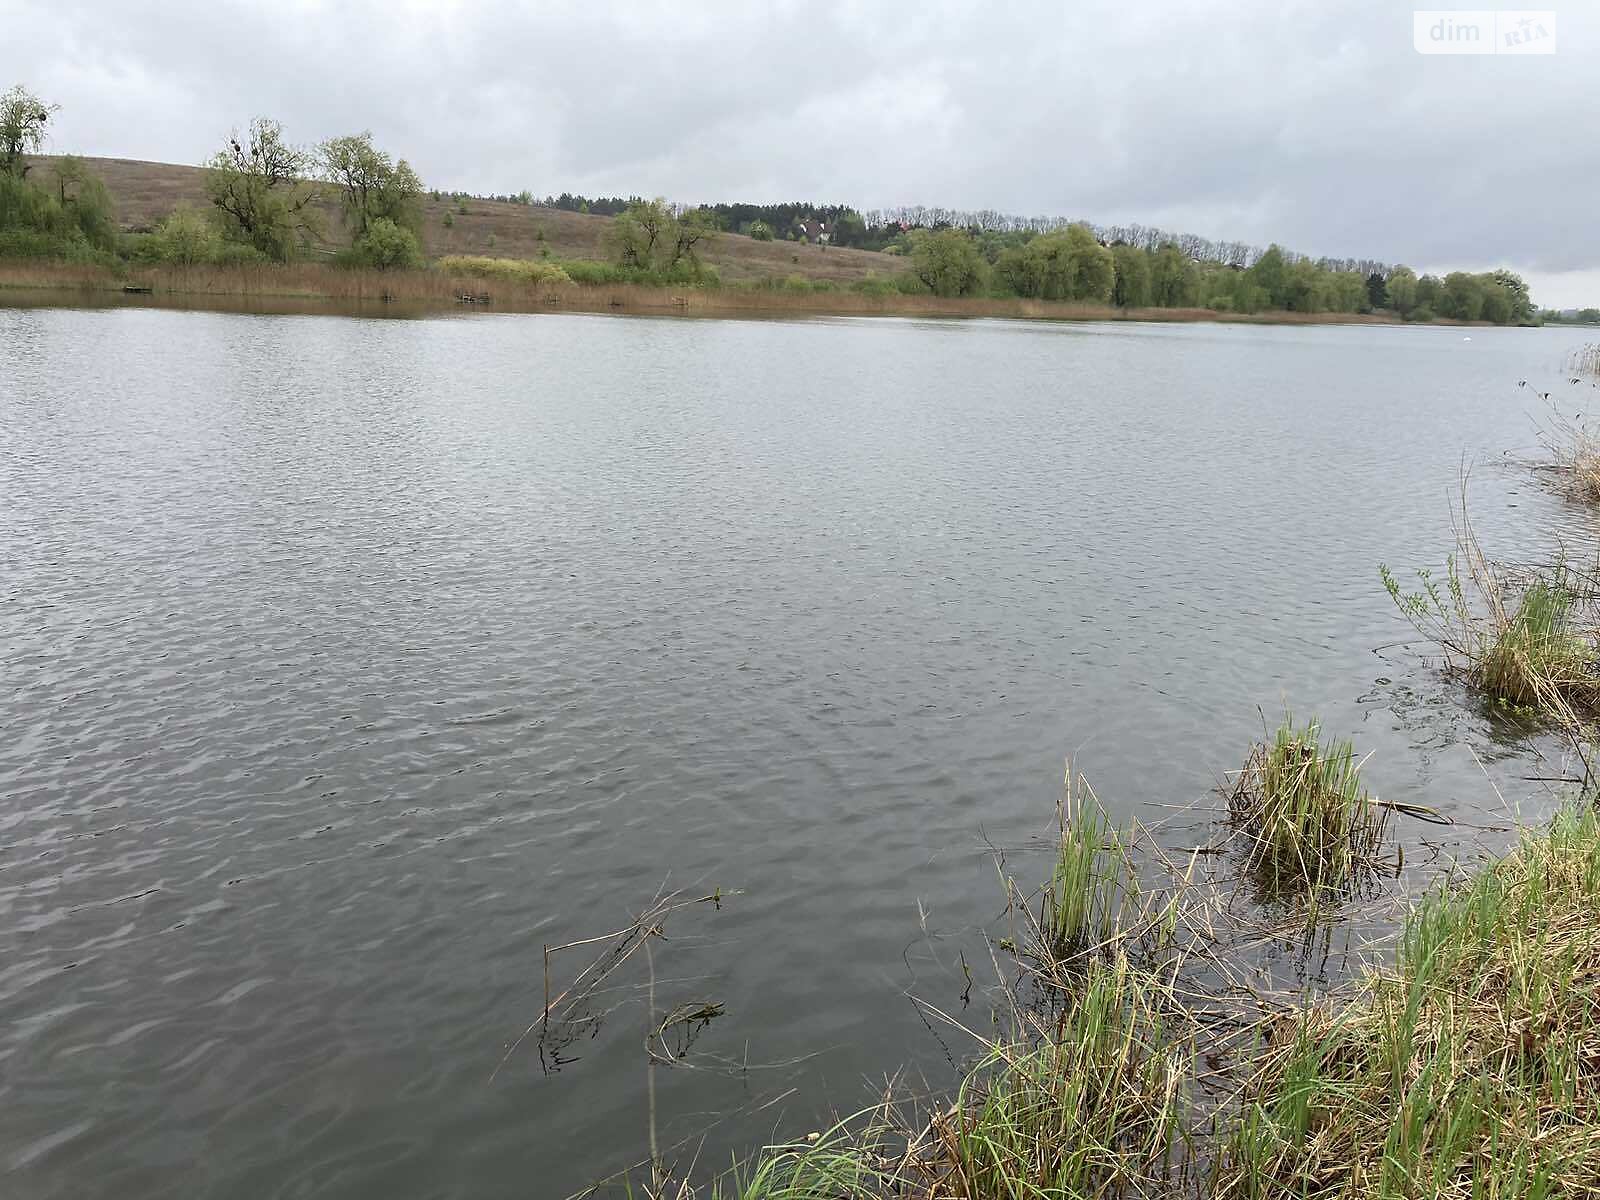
[0,259,1498,327]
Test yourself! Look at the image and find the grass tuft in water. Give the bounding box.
[1475,575,1592,708]
[1382,476,1600,727]
[1228,716,1387,899]
[1040,766,1141,960]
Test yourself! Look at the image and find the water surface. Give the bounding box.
[1,305,1592,1198]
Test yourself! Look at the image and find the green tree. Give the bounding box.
[1061,224,1115,301]
[1416,273,1443,313]
[1441,272,1484,321]
[1386,266,1418,315]
[1245,245,1288,308]
[1110,244,1152,307]
[320,132,423,237]
[911,227,985,296]
[832,210,867,248]
[1479,281,1512,325]
[0,84,56,178]
[203,118,318,261]
[747,219,773,241]
[609,198,670,268]
[1150,243,1196,307]
[1365,271,1387,311]
[1281,258,1323,312]
[670,207,717,269]
[1488,269,1533,323]
[996,225,1112,301]
[607,198,716,275]
[47,155,116,249]
[1329,270,1370,313]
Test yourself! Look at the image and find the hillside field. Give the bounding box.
[35,156,909,285]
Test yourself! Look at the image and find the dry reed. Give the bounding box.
[0,259,1421,327]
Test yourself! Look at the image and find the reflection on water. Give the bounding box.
[0,303,1594,1199]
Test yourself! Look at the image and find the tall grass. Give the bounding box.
[706,1116,894,1200]
[1217,803,1600,1198]
[1228,717,1388,899]
[930,953,1192,1199]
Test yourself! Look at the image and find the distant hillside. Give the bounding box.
[34,156,908,285]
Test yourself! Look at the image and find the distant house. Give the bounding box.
[794,218,830,245]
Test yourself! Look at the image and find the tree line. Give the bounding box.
[901,223,1534,322]
[0,82,1546,322]
[0,85,426,270]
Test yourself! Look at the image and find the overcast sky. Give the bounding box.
[8,0,1597,305]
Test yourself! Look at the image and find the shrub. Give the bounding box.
[556,257,716,288]
[152,205,222,266]
[0,165,119,256]
[213,242,268,266]
[851,273,898,297]
[747,219,773,241]
[351,218,423,270]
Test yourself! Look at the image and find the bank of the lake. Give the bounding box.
[0,258,1488,326]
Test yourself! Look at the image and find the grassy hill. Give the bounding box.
[43,156,908,286]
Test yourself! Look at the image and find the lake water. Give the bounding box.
[2,304,1594,1198]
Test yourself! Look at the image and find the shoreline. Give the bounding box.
[0,260,1498,327]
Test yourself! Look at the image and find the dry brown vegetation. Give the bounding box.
[0,257,1427,328]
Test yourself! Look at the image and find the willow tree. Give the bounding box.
[608,198,716,274]
[319,132,423,238]
[203,118,318,260]
[1,84,57,178]
[911,228,986,296]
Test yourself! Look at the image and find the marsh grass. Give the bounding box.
[1228,717,1388,899]
[1382,483,1600,728]
[1216,803,1600,1198]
